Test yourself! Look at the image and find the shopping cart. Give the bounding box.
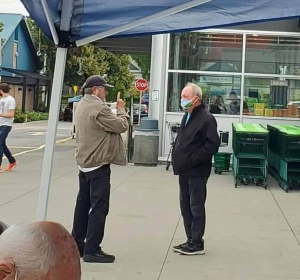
[214,131,232,175]
[232,123,269,189]
[166,121,181,171]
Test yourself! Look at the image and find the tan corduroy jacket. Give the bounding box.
[75,94,129,168]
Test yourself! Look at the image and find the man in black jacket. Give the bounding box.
[172,83,220,255]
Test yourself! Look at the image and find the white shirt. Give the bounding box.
[0,95,15,127]
[78,165,103,173]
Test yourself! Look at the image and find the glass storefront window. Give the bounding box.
[169,32,243,72]
[167,73,242,114]
[245,35,300,75]
[243,77,300,118]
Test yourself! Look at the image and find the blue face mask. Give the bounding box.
[181,99,193,110]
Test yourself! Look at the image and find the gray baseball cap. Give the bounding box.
[84,75,114,89]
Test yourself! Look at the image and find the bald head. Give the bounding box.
[0,221,81,280]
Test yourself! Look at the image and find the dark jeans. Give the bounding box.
[179,175,208,244]
[72,165,111,255]
[0,126,15,166]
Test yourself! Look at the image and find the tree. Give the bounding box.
[65,45,135,100]
[131,55,151,81]
[26,18,56,75]
[0,22,5,46]
[26,18,135,99]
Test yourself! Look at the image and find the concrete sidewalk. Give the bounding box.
[1,137,300,280]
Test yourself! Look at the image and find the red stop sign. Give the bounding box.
[135,79,148,91]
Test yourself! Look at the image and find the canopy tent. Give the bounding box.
[19,0,300,220]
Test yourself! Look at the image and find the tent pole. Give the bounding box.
[75,0,211,46]
[36,47,68,220]
[40,0,59,45]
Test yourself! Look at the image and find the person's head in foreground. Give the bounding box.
[0,221,81,280]
[180,83,202,112]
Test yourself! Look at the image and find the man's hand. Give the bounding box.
[116,92,125,110]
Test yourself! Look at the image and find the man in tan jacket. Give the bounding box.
[72,75,129,263]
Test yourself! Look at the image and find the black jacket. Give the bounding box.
[172,104,220,177]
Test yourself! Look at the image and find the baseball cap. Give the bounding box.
[84,75,114,89]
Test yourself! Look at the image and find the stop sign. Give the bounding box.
[135,79,148,91]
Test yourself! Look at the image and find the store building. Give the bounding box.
[149,20,300,158]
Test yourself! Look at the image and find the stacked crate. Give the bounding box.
[232,123,269,189]
[267,125,300,192]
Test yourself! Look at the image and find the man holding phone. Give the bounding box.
[72,75,129,263]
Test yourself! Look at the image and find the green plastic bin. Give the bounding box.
[214,152,232,174]
[232,123,269,158]
[268,125,300,161]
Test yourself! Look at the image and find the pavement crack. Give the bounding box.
[269,188,300,247]
[111,168,138,193]
[157,215,181,280]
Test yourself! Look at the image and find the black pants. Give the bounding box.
[179,175,207,244]
[0,126,15,166]
[72,165,111,255]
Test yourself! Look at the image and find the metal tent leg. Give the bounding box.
[36,47,68,220]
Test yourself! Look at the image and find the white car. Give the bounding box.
[288,101,300,108]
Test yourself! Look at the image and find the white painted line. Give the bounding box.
[3,137,73,159]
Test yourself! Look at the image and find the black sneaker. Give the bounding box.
[177,243,205,255]
[173,240,192,253]
[83,249,115,263]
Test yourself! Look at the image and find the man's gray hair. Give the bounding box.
[84,87,93,95]
[0,223,58,280]
[186,82,202,99]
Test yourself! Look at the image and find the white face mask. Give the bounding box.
[181,99,193,110]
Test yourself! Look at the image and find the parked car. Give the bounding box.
[287,101,300,109]
[141,94,149,105]
[133,104,148,124]
[68,95,82,103]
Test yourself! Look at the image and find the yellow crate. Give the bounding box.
[254,103,265,110]
[254,108,264,116]
[264,109,274,117]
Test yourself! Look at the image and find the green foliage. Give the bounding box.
[14,108,48,123]
[65,45,109,87]
[26,111,49,122]
[14,108,27,123]
[27,17,134,101]
[26,18,56,75]
[66,45,134,101]
[131,55,151,80]
[38,101,47,113]
[0,22,5,46]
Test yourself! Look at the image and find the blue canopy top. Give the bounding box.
[20,0,300,46]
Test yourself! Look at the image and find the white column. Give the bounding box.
[149,34,168,156]
[36,47,68,220]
